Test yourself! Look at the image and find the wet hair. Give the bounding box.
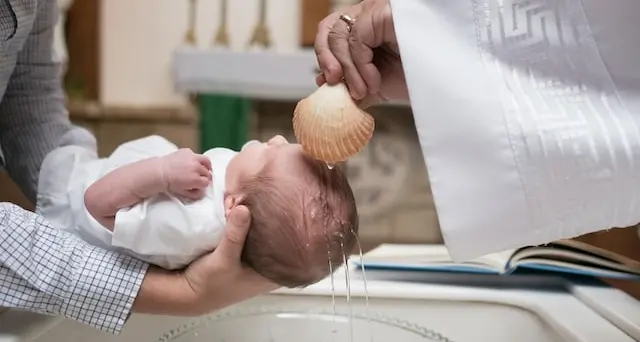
[239,155,359,288]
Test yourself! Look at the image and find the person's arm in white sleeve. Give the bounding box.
[85,149,212,230]
[85,157,166,231]
[389,0,640,260]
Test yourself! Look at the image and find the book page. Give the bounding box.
[516,258,640,279]
[554,239,640,268]
[511,248,640,275]
[361,244,514,273]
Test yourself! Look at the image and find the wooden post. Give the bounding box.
[300,0,332,47]
[64,0,100,101]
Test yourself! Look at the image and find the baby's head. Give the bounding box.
[224,135,359,288]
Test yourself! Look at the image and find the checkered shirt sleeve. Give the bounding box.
[0,203,149,334]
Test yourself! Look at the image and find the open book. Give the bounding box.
[352,240,640,280]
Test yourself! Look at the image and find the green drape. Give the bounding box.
[196,94,251,152]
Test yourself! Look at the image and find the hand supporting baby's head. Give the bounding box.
[225,138,358,288]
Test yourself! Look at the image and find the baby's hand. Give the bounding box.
[160,148,212,200]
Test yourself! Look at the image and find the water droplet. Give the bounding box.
[326,162,335,170]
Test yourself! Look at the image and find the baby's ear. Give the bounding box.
[223,192,234,219]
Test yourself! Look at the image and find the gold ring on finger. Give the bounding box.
[339,14,356,33]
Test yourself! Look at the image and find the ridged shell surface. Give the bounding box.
[293,83,375,163]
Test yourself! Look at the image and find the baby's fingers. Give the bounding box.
[191,173,212,189]
[196,165,211,179]
[197,155,212,170]
[197,165,213,181]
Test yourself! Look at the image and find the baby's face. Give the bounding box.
[224,135,309,212]
[228,135,300,177]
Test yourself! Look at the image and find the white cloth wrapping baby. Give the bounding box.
[391,0,640,261]
[36,135,236,269]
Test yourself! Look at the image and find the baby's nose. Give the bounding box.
[268,135,288,146]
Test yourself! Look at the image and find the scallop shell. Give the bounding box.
[293,83,375,163]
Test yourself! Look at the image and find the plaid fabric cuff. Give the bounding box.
[61,246,149,334]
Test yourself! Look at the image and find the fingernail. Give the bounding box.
[232,206,250,224]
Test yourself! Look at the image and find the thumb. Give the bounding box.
[216,205,252,263]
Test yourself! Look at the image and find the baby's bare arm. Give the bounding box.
[84,157,166,230]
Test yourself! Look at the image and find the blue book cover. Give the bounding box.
[352,240,640,280]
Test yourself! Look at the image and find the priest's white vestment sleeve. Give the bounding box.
[389,0,640,261]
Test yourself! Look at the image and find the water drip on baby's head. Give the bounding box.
[326,162,335,170]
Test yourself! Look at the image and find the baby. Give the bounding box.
[36,134,359,288]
